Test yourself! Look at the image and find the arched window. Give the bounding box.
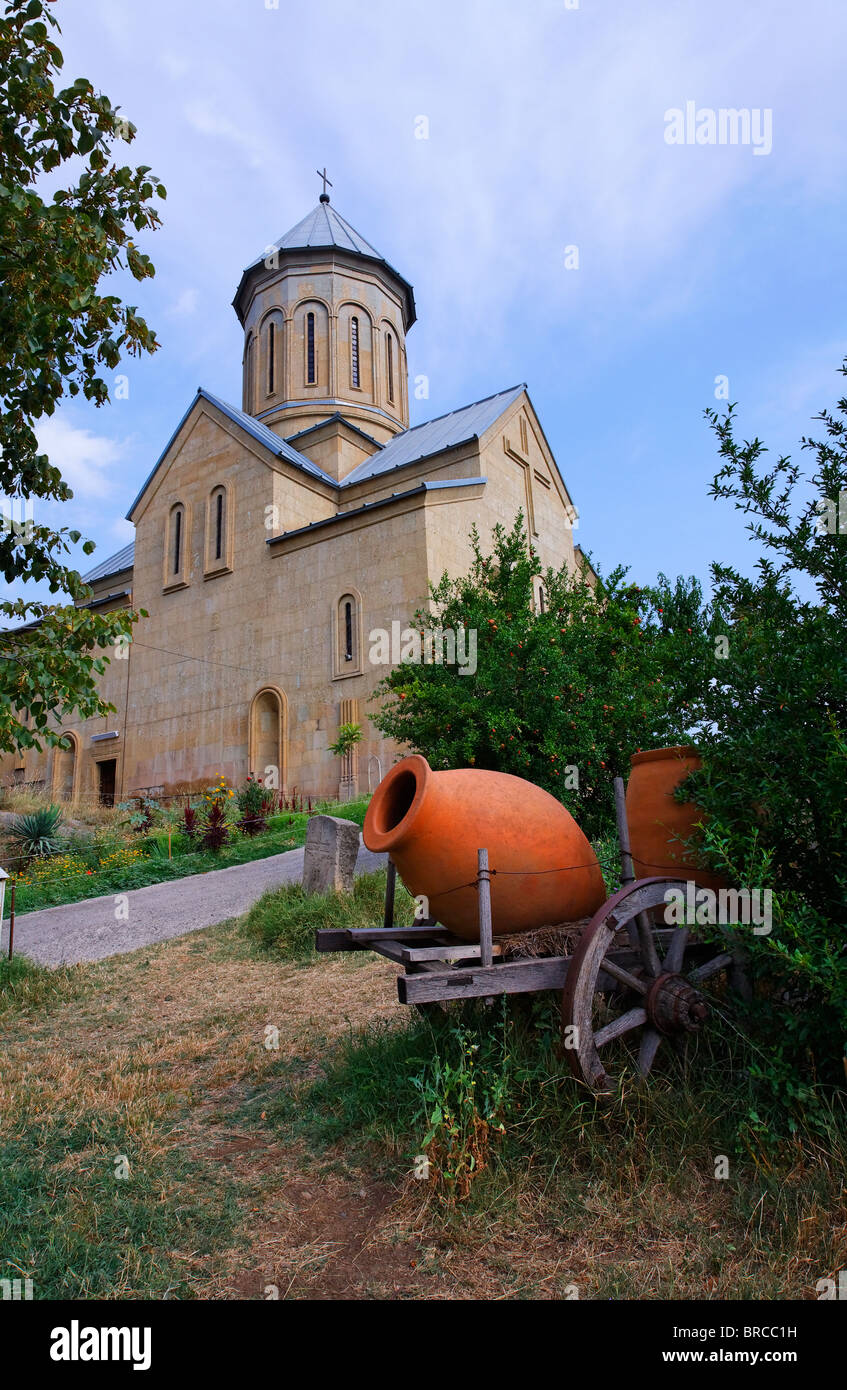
[165,503,188,588]
[205,485,231,576]
[350,316,360,388]
[386,332,395,403]
[244,332,255,412]
[344,600,353,660]
[306,311,316,384]
[334,592,361,676]
[267,320,275,394]
[215,490,224,559]
[173,508,182,574]
[532,576,547,615]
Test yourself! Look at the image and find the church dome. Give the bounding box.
[233,191,415,447]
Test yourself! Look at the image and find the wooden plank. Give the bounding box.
[398,954,571,1004]
[315,925,454,952]
[400,942,502,963]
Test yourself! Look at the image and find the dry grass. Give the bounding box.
[1,916,844,1300]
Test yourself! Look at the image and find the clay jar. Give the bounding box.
[363,754,606,941]
[625,746,725,892]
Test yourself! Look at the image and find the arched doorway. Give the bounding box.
[248,687,285,790]
[52,734,78,803]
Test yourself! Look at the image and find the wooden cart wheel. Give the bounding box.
[561,877,737,1091]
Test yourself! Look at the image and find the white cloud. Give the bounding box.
[169,287,199,317]
[35,417,126,501]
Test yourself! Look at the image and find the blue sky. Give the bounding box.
[19,0,847,598]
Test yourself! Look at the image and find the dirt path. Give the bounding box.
[1,840,386,967]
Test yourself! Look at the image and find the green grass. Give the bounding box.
[242,865,416,960]
[11,799,373,915]
[0,953,87,1018]
[0,1110,241,1299]
[246,990,847,1294]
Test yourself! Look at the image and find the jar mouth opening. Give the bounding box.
[363,755,431,851]
[630,745,698,767]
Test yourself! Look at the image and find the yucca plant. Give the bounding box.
[8,804,65,862]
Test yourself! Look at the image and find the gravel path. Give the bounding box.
[1,840,387,968]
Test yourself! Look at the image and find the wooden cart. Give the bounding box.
[315,778,744,1090]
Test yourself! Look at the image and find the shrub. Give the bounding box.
[243,868,415,958]
[372,515,706,838]
[7,803,64,861]
[681,369,847,1122]
[235,776,275,837]
[200,802,229,854]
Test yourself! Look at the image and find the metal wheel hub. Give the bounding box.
[645,972,709,1036]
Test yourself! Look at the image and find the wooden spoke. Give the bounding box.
[637,912,663,978]
[664,925,689,974]
[599,957,648,995]
[562,878,732,1091]
[637,1027,663,1077]
[594,1006,648,1048]
[689,951,734,982]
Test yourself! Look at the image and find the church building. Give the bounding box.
[4,191,589,804]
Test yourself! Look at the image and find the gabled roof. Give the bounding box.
[342,384,525,485]
[95,381,530,582]
[81,540,135,584]
[126,387,336,520]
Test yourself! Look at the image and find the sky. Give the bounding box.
[12,0,847,598]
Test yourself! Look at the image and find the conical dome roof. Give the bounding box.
[235,196,415,328]
[274,199,385,258]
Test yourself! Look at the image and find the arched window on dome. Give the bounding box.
[350,316,360,388]
[386,332,395,403]
[267,320,275,395]
[306,312,316,384]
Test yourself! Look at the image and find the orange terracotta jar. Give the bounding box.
[363,754,606,941]
[625,746,725,891]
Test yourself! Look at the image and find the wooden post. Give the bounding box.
[8,881,15,961]
[477,848,493,968]
[614,777,635,885]
[614,776,642,954]
[383,858,396,930]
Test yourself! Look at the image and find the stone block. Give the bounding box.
[302,814,360,895]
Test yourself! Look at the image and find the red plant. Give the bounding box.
[201,801,229,853]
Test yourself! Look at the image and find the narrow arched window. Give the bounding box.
[335,593,360,675]
[205,486,230,576]
[386,332,395,403]
[350,316,360,388]
[267,321,275,394]
[167,502,188,587]
[173,507,182,574]
[306,312,316,384]
[215,490,224,560]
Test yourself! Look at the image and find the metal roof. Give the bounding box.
[272,201,384,259]
[125,387,335,520]
[342,384,525,485]
[81,540,135,584]
[94,383,526,582]
[236,199,416,329]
